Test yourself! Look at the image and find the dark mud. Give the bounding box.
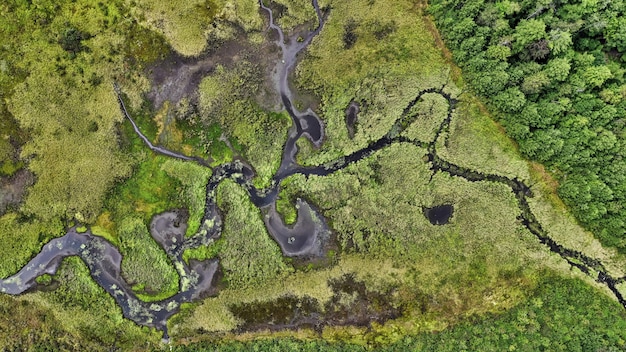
[0,169,34,216]
[263,198,329,257]
[146,40,248,110]
[229,274,401,332]
[0,226,219,339]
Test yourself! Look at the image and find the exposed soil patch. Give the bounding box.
[146,40,249,110]
[228,273,401,332]
[264,199,324,257]
[150,209,189,256]
[0,169,34,215]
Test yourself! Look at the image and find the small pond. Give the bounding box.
[424,204,453,225]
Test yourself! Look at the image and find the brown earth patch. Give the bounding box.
[145,39,249,110]
[228,274,402,333]
[0,168,34,215]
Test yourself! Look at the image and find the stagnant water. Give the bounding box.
[345,101,360,139]
[2,0,626,340]
[424,205,454,225]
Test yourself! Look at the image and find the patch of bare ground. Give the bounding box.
[144,7,325,118]
[0,169,34,215]
[228,273,402,333]
[145,39,249,110]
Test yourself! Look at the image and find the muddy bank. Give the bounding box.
[0,169,34,215]
[263,198,329,257]
[229,274,401,333]
[0,221,220,339]
[150,210,188,256]
[146,40,249,110]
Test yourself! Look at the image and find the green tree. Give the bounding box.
[582,65,613,87]
[519,128,564,162]
[522,71,550,94]
[548,30,572,56]
[486,44,512,61]
[513,19,546,53]
[544,57,572,82]
[605,17,626,53]
[493,87,526,113]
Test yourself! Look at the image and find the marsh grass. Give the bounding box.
[216,181,293,289]
[132,0,266,56]
[161,159,212,236]
[0,214,56,279]
[438,98,530,180]
[198,63,291,184]
[295,0,449,165]
[118,217,179,298]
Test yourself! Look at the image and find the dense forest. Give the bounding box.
[428,0,626,251]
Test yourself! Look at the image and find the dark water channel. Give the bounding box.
[2,0,626,340]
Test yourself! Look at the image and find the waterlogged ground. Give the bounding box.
[2,0,626,348]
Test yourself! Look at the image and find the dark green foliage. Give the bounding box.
[394,275,626,351]
[343,19,358,49]
[429,0,626,252]
[171,338,366,352]
[122,23,171,68]
[58,27,92,56]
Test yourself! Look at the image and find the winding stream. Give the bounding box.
[2,0,626,340]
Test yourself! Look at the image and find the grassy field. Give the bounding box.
[2,0,626,349]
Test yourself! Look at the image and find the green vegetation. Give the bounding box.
[198,62,291,184]
[216,180,293,289]
[270,0,318,30]
[0,214,55,278]
[118,217,179,298]
[161,159,213,236]
[2,0,626,349]
[273,142,542,320]
[276,182,299,224]
[428,0,626,252]
[295,0,449,165]
[172,275,626,351]
[133,0,264,56]
[438,98,531,179]
[9,257,163,350]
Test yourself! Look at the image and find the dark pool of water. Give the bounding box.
[345,101,359,139]
[424,204,453,225]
